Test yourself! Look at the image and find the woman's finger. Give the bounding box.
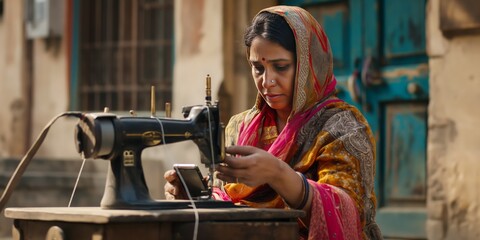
[165,191,176,200]
[216,171,238,183]
[164,181,177,200]
[164,169,178,182]
[223,155,250,169]
[226,145,258,156]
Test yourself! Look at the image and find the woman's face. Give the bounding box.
[249,37,296,117]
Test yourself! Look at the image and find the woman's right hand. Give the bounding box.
[164,169,188,200]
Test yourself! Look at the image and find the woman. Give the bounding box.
[165,5,382,240]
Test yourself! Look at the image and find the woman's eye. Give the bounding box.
[253,65,264,74]
[275,64,290,72]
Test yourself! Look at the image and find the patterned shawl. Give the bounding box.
[223,6,382,240]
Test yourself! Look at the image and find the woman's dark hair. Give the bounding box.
[244,12,296,55]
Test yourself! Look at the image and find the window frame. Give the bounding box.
[70,0,174,112]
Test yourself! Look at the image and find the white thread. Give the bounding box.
[176,168,200,240]
[0,112,83,212]
[155,115,200,240]
[155,106,219,240]
[69,153,87,207]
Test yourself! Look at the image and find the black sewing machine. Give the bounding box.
[74,75,234,210]
[2,76,303,240]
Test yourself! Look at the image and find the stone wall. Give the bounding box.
[426,0,480,239]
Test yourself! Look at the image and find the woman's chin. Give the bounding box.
[266,102,289,112]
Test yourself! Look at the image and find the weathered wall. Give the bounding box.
[173,0,224,112]
[426,0,480,239]
[29,22,79,160]
[0,0,29,158]
[0,6,4,157]
[0,1,78,159]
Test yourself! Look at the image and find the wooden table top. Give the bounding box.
[5,206,305,224]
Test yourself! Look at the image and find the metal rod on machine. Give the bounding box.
[205,75,212,105]
[165,102,171,118]
[151,86,156,117]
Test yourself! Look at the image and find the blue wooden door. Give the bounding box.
[281,0,429,238]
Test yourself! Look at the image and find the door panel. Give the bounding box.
[383,0,426,62]
[281,0,428,238]
[385,102,427,204]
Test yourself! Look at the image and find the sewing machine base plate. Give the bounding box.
[102,199,240,210]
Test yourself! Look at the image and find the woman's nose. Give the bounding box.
[262,70,276,88]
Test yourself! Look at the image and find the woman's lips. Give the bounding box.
[264,93,281,101]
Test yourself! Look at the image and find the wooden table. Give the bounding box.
[5,207,304,240]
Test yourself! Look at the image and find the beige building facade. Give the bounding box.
[0,0,479,239]
[426,0,480,239]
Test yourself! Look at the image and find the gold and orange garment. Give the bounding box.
[224,101,380,240]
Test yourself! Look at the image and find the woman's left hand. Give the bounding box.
[216,145,284,187]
